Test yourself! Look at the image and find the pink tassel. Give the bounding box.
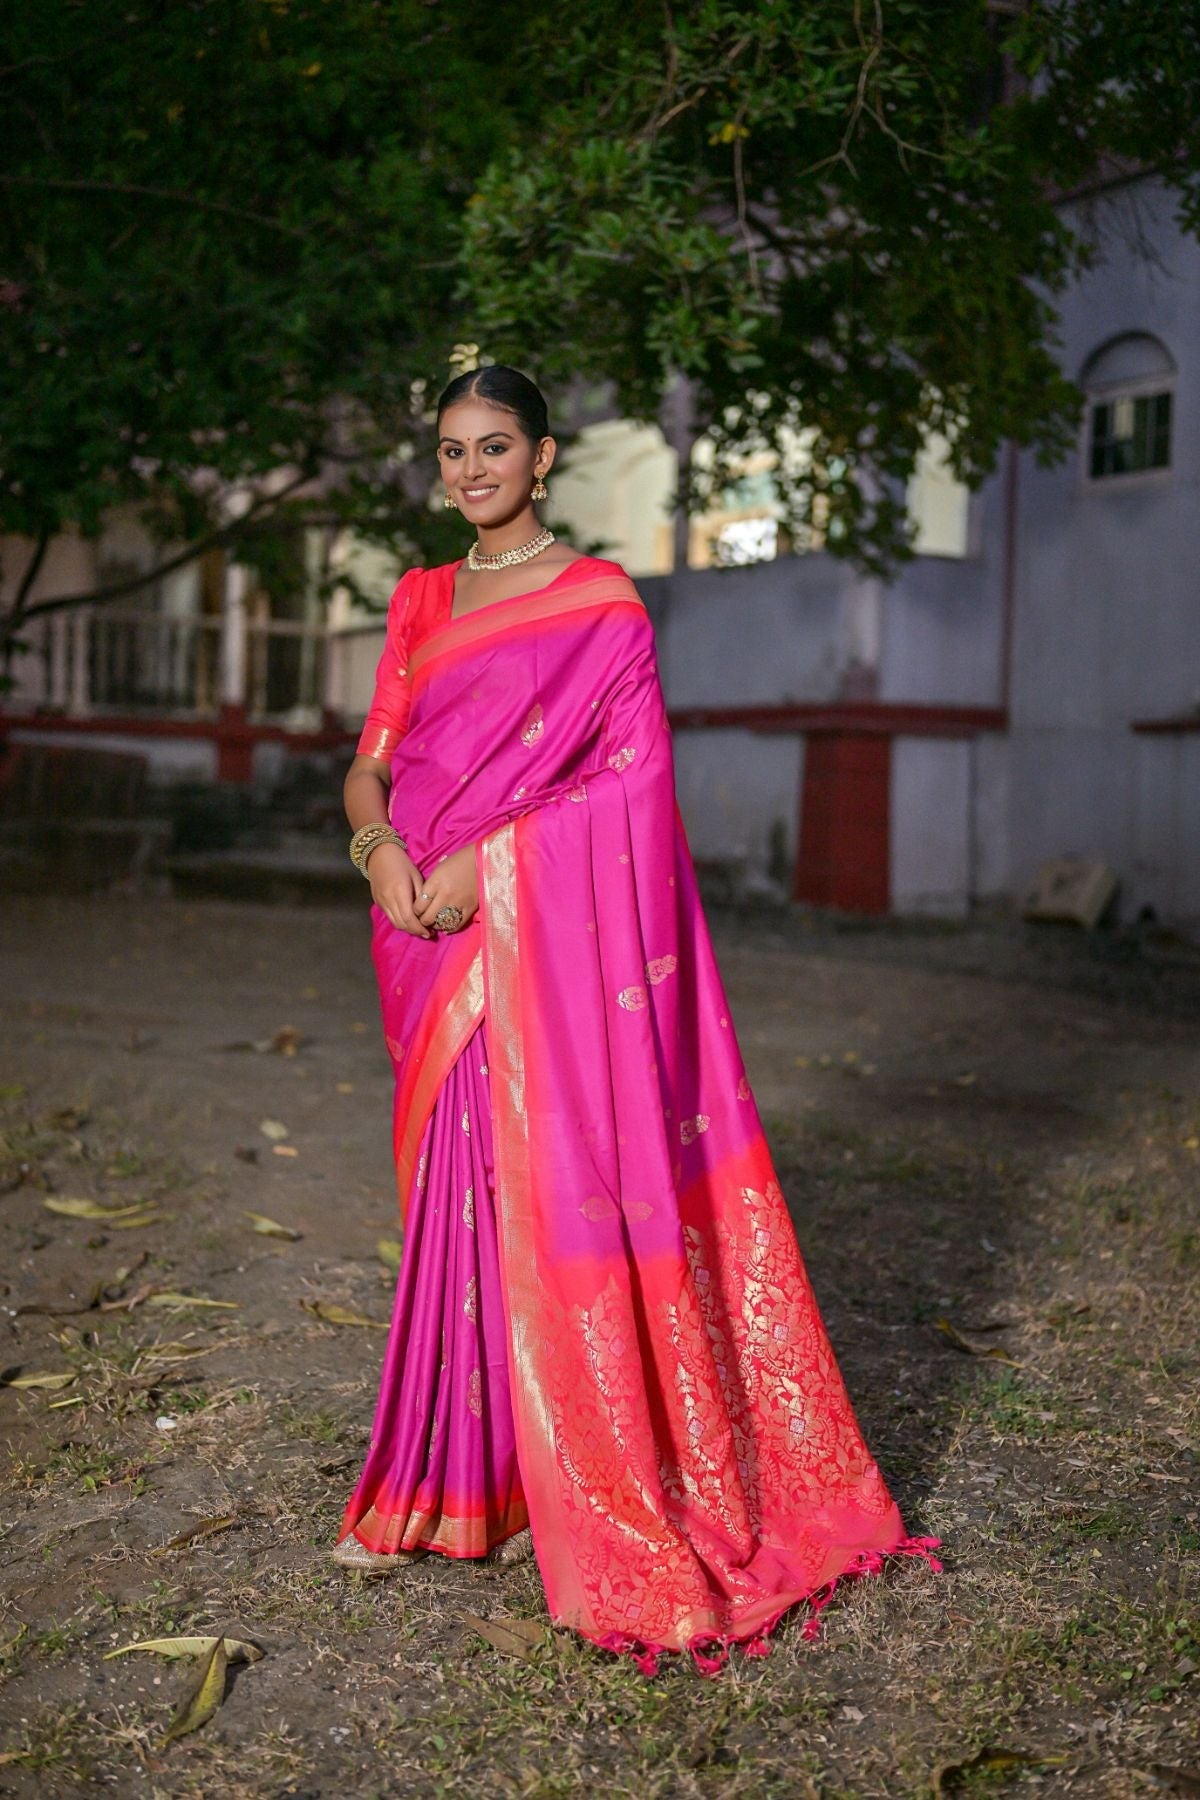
[689,1638,729,1677]
[895,1534,944,1573]
[597,1630,668,1678]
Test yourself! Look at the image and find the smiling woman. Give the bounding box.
[332,365,941,1677]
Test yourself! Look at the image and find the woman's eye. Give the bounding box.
[484,443,506,455]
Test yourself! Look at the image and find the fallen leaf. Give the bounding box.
[43,1197,151,1221]
[163,1639,229,1746]
[376,1238,403,1272]
[952,1071,978,1086]
[270,1025,303,1056]
[106,1209,168,1231]
[153,1515,237,1554]
[301,1300,388,1330]
[1,1368,77,1391]
[336,1082,354,1094]
[931,1748,1066,1794]
[105,1635,261,1663]
[259,1119,289,1142]
[460,1612,546,1661]
[244,1212,302,1241]
[145,1292,238,1310]
[317,1453,355,1476]
[933,1319,1022,1366]
[271,1144,299,1158]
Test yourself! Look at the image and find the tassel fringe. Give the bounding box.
[592,1534,942,1679]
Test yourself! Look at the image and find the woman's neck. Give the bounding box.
[473,507,545,557]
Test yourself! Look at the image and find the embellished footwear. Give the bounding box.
[487,1525,535,1568]
[330,1536,429,1576]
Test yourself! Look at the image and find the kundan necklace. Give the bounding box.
[467,526,555,572]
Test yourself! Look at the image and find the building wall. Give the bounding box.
[1004,178,1200,921]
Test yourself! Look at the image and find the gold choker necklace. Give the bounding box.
[467,527,555,572]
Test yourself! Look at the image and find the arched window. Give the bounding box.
[1081,332,1175,481]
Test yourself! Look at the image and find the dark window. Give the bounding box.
[1089,390,1172,479]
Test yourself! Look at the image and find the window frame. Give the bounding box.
[1080,367,1175,492]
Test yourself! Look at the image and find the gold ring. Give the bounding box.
[433,905,464,932]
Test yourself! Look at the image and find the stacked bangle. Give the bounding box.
[349,822,407,877]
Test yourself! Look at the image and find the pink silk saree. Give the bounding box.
[339,557,939,1676]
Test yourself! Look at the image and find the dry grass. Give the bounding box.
[2,932,1198,1798]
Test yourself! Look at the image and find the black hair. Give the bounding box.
[435,364,549,446]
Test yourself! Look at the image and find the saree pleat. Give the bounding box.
[339,1020,528,1558]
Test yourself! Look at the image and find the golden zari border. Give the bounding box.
[479,821,590,1627]
[349,1495,529,1559]
[393,947,485,1222]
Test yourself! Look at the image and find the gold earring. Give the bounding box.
[443,490,457,509]
[531,474,548,501]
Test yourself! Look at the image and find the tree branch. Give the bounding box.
[15,469,318,626]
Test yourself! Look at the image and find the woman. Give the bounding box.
[334,365,939,1676]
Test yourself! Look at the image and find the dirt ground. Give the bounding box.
[0,894,1197,1799]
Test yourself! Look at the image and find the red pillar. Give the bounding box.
[215,704,254,783]
[794,732,891,914]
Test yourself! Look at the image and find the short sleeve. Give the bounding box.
[356,570,421,760]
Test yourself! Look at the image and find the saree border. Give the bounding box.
[478,820,590,1627]
[409,576,644,686]
[391,941,485,1224]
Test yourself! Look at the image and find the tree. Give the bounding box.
[0,1,520,654]
[461,0,1200,568]
[2,2,1198,664]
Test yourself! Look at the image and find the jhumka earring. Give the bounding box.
[531,474,548,501]
[443,490,457,509]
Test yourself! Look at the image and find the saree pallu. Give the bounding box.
[339,564,940,1675]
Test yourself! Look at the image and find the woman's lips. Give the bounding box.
[461,485,499,503]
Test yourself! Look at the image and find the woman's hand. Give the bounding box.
[411,844,479,934]
[367,842,434,938]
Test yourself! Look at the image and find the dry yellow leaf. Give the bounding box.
[244,1212,303,1240]
[1,1369,76,1391]
[105,1634,261,1663]
[145,1292,238,1310]
[43,1197,149,1221]
[301,1299,388,1330]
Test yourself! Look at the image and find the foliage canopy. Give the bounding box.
[1,0,1198,633]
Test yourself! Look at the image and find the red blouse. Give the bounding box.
[355,555,625,760]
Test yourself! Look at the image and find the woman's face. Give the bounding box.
[436,399,554,527]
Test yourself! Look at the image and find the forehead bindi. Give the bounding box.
[438,404,519,448]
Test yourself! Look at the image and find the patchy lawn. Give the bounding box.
[1,895,1197,1797]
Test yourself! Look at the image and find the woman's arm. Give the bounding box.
[343,754,432,938]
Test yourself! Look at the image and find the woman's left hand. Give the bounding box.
[411,843,479,933]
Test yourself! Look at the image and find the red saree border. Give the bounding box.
[390,937,485,1225]
[409,576,644,687]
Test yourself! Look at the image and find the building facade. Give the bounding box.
[3,173,1197,926]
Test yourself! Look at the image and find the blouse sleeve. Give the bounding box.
[355,570,420,761]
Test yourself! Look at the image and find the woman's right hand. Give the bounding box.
[367,842,433,938]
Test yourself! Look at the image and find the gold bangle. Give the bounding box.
[349,822,407,876]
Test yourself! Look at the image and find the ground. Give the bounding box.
[0,894,1197,1799]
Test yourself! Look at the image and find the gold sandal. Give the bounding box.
[487,1526,535,1568]
[331,1536,429,1576]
